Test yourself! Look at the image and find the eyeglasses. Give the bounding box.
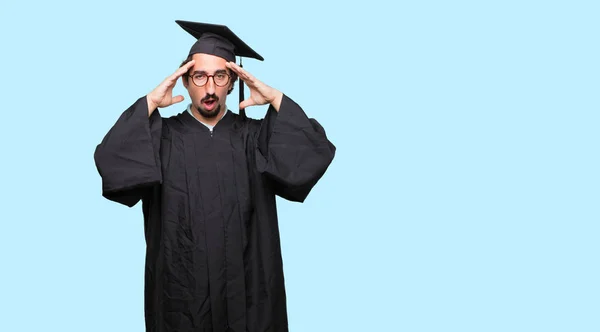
[187,72,231,87]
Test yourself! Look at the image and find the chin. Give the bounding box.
[197,104,221,118]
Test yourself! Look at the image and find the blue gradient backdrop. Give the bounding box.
[1,1,598,331]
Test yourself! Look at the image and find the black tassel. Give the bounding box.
[239,57,246,119]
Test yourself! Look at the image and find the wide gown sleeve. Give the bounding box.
[255,94,336,202]
[94,96,163,207]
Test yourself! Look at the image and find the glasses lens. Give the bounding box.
[214,73,229,87]
[193,74,208,86]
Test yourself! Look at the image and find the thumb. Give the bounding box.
[239,98,255,109]
[171,95,185,105]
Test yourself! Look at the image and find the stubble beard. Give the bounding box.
[196,93,223,118]
[196,104,222,118]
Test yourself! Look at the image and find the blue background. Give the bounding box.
[1,0,598,331]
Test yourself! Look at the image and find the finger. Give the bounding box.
[178,59,196,75]
[227,61,255,82]
[239,98,256,109]
[240,72,256,86]
[168,60,196,82]
[158,80,176,94]
[171,95,185,104]
[236,73,252,86]
[225,61,238,71]
[162,85,175,96]
[241,72,254,84]
[231,68,256,87]
[226,61,242,72]
[225,62,242,78]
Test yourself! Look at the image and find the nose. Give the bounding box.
[204,76,216,94]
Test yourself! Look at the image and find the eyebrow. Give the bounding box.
[191,69,228,75]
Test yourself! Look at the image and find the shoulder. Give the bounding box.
[227,111,264,134]
[160,112,190,136]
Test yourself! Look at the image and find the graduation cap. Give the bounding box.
[175,20,264,118]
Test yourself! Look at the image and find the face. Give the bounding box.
[183,53,234,119]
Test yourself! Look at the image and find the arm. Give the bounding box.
[94,97,163,207]
[255,94,336,202]
[226,61,335,202]
[93,60,196,207]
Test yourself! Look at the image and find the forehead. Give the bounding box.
[190,53,227,71]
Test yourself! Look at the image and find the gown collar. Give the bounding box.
[181,105,235,132]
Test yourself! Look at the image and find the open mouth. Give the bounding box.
[202,99,217,110]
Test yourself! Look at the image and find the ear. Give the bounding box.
[182,76,189,89]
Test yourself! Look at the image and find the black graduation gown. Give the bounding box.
[94,94,335,332]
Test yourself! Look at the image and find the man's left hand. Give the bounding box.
[226,62,283,112]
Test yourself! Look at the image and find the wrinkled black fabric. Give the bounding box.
[94,94,335,332]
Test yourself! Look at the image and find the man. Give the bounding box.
[94,20,335,332]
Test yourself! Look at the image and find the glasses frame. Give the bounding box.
[187,72,231,87]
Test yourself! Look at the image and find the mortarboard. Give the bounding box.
[175,20,264,118]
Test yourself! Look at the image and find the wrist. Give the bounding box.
[146,95,158,116]
[269,90,283,112]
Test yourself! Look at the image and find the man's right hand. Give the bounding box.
[146,60,196,116]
